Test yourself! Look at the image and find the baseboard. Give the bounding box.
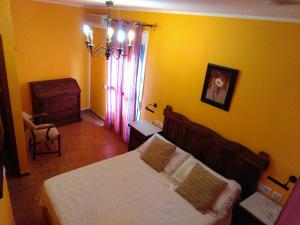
[89,109,105,121]
[80,107,90,111]
[19,171,30,177]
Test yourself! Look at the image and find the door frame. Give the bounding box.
[0,35,21,176]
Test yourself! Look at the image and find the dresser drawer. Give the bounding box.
[42,95,78,113]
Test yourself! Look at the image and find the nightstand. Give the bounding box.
[128,119,161,151]
[234,192,282,225]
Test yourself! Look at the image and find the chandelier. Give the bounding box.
[83,1,135,60]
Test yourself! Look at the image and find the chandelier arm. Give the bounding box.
[85,43,104,57]
[94,46,106,54]
[91,46,107,57]
[86,45,94,56]
[120,46,132,57]
[111,48,121,60]
[120,50,128,57]
[90,51,100,58]
[94,37,108,51]
[112,51,119,60]
[91,34,112,57]
[84,0,148,60]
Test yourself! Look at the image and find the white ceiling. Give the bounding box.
[37,0,300,22]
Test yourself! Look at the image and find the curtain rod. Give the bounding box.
[111,19,157,30]
[142,23,157,29]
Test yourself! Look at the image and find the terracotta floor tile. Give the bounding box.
[7,110,128,225]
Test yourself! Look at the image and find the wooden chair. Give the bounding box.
[22,112,61,160]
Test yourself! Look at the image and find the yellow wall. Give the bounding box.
[87,9,300,204]
[0,177,15,225]
[10,0,90,113]
[90,28,107,118]
[0,0,29,174]
[0,0,27,222]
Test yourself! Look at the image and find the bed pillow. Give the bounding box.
[138,134,190,175]
[175,163,227,214]
[136,134,156,153]
[171,156,198,183]
[138,133,171,154]
[140,136,176,172]
[164,148,190,176]
[215,183,241,218]
[172,156,241,213]
[212,179,241,213]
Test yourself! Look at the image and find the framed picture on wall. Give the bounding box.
[201,63,238,111]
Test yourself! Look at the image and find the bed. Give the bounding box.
[39,105,269,225]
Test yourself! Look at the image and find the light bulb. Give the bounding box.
[117,30,125,43]
[83,24,90,36]
[128,30,135,46]
[89,30,93,44]
[107,27,114,41]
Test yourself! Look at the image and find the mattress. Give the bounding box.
[39,150,231,225]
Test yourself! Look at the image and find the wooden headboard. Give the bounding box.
[161,105,269,199]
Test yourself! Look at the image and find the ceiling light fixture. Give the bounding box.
[83,0,133,60]
[83,1,156,60]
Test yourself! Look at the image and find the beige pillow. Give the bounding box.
[175,163,227,214]
[141,136,176,172]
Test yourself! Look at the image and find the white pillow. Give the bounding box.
[172,156,241,213]
[164,148,190,175]
[215,181,241,215]
[137,134,190,176]
[171,156,197,183]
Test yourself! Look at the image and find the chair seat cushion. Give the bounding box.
[31,127,59,143]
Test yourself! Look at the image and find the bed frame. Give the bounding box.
[161,105,269,200]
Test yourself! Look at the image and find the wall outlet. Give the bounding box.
[153,120,163,129]
[271,192,282,203]
[258,182,272,195]
[258,183,264,191]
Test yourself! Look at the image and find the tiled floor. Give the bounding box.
[7,110,128,225]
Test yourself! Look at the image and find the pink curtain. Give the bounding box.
[275,177,300,225]
[105,22,143,142]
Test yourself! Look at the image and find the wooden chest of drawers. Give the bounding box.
[30,78,81,126]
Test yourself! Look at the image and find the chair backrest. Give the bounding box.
[22,112,37,130]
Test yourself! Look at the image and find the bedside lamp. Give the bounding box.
[145,103,157,113]
[268,175,298,191]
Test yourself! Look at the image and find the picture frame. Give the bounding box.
[201,63,238,111]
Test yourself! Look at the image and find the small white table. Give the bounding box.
[240,192,282,225]
[128,119,161,150]
[129,119,161,137]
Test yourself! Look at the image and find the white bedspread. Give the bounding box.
[39,151,231,225]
